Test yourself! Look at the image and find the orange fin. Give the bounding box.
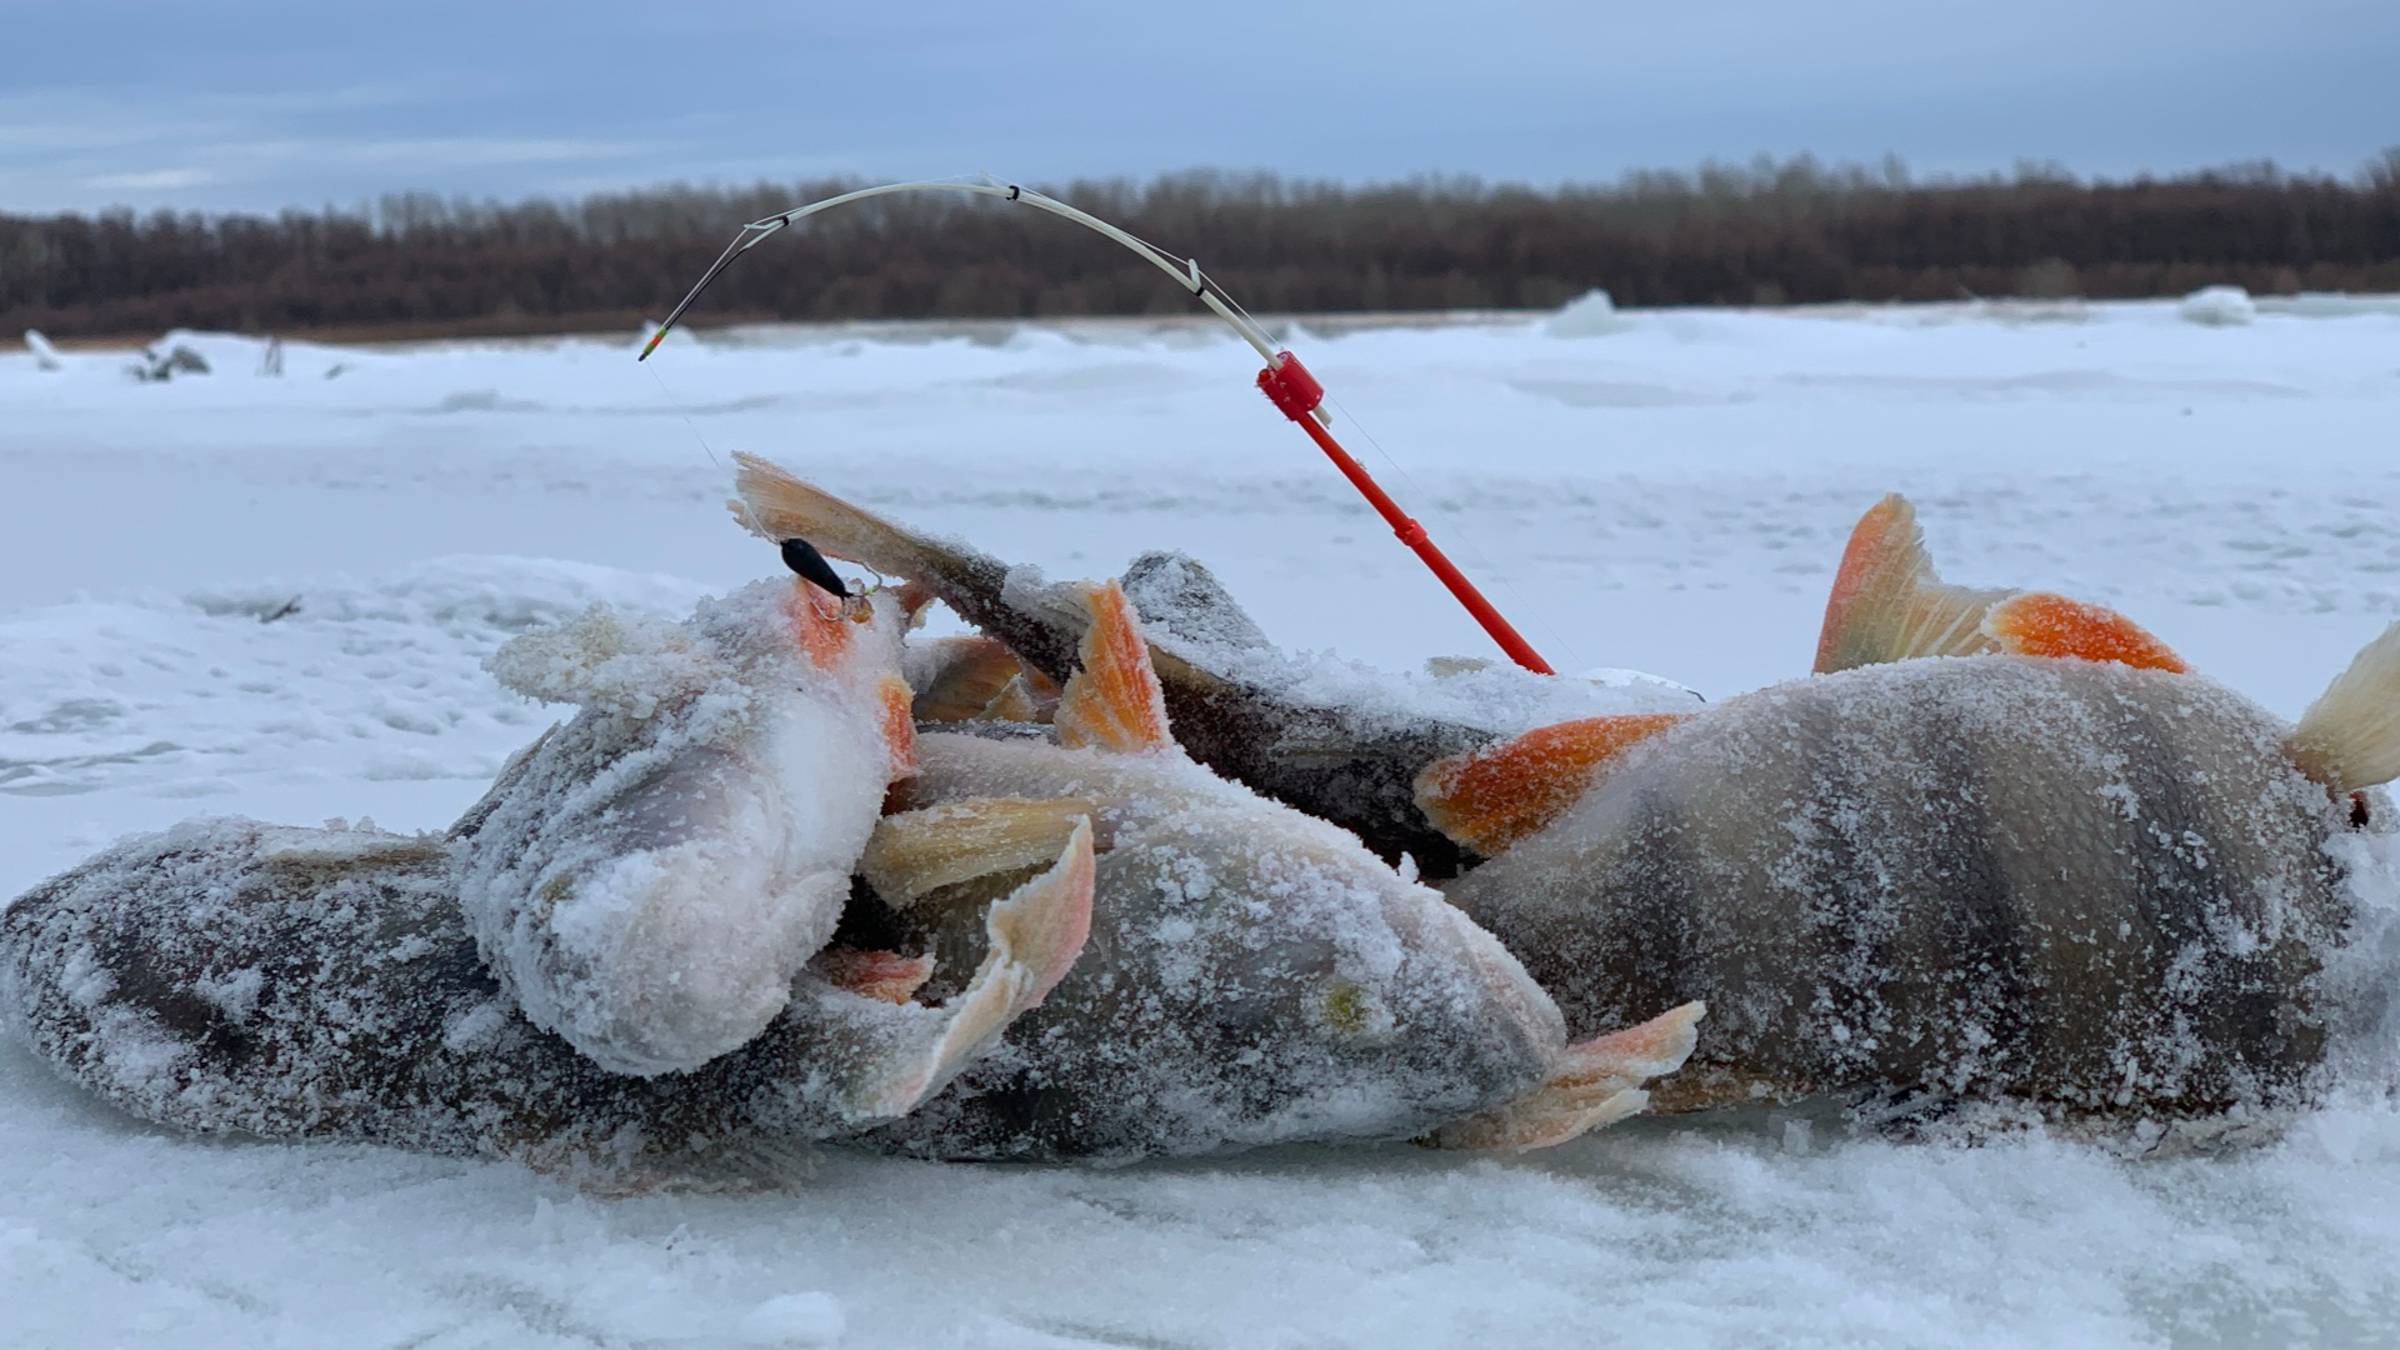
[1415,713,1690,854]
[1815,495,2011,673]
[893,579,939,624]
[877,674,919,781]
[911,635,1047,723]
[814,948,935,1005]
[1425,1001,1704,1152]
[1056,580,1173,753]
[1981,592,2187,672]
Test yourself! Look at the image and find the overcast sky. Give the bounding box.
[5,0,2394,214]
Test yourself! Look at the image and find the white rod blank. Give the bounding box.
[640,176,1285,367]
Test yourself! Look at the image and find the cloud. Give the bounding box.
[6,0,2395,212]
[82,167,217,191]
[335,136,669,168]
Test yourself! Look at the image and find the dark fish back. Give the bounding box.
[1,821,884,1172]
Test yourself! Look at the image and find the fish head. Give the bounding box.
[459,577,922,1076]
[1095,805,1572,1143]
[693,576,918,785]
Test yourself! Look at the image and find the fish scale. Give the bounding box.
[1449,657,2362,1133]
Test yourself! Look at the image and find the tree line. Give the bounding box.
[6,152,2398,340]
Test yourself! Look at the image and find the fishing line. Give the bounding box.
[644,352,771,541]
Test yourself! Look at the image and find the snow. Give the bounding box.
[4,297,2400,1346]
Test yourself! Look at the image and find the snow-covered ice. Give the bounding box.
[4,298,2399,1347]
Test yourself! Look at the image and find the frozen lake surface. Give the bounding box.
[4,298,2399,1347]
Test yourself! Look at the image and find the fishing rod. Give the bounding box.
[639,174,1554,675]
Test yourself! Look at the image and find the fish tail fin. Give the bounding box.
[1425,1001,1705,1152]
[729,452,947,579]
[1816,494,2011,673]
[2289,621,2400,791]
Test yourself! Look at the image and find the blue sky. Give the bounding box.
[5,0,2394,213]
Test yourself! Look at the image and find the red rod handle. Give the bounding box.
[1258,352,1553,675]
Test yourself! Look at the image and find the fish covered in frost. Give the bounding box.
[727,453,1694,877]
[0,577,1095,1174]
[1429,495,2398,1141]
[829,575,1702,1160]
[0,565,1695,1171]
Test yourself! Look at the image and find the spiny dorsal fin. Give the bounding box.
[1815,495,2011,673]
[1056,580,1174,753]
[1415,713,1691,855]
[862,796,1102,907]
[1818,496,2194,676]
[2289,620,2400,792]
[1981,592,2187,672]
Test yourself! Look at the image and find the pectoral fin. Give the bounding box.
[1415,714,1690,855]
[863,796,1102,907]
[813,947,936,1004]
[833,818,1097,1121]
[1056,580,1175,753]
[1425,1001,1704,1153]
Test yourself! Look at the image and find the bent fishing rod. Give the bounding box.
[639,175,1553,675]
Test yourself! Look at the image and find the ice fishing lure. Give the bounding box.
[779,535,849,600]
[637,176,1554,674]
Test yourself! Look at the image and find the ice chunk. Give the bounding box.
[2180,285,2258,327]
[22,330,62,372]
[1547,288,1636,337]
